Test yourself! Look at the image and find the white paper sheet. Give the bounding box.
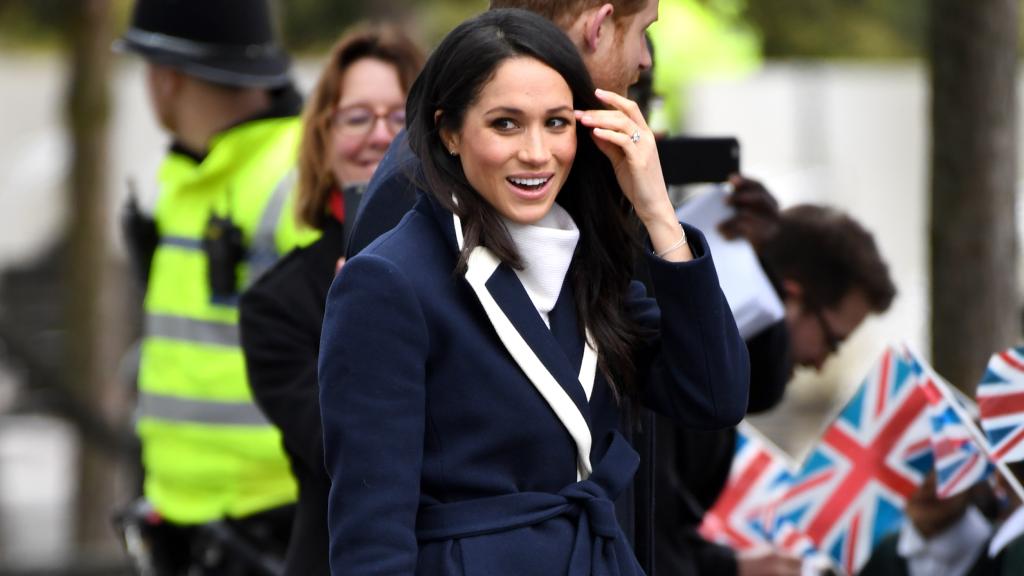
[676,186,785,340]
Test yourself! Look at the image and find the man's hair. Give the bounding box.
[489,0,648,29]
[761,204,897,312]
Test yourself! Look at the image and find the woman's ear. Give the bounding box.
[435,110,459,156]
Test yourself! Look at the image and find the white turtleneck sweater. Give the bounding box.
[503,203,580,328]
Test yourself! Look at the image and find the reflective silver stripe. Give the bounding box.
[152,172,295,285]
[246,170,295,286]
[138,392,271,426]
[118,28,280,60]
[160,236,202,250]
[146,313,239,347]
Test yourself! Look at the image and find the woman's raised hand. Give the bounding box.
[576,89,692,262]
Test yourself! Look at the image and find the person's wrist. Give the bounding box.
[632,187,673,224]
[646,217,689,261]
[636,195,676,229]
[643,212,683,242]
[654,232,687,258]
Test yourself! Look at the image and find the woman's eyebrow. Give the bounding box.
[483,106,523,115]
[483,105,573,115]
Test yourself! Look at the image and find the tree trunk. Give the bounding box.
[930,0,1019,395]
[66,0,118,551]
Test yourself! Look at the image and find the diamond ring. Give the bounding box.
[630,129,641,144]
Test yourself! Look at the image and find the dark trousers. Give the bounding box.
[141,504,294,576]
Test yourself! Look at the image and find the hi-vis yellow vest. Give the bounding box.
[138,116,318,524]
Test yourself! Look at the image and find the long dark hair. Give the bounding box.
[406,8,646,396]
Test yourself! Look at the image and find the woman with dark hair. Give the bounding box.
[238,23,423,576]
[319,8,748,575]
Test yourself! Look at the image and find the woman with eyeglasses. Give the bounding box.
[238,24,424,576]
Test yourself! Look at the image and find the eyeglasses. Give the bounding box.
[812,307,843,354]
[331,105,406,137]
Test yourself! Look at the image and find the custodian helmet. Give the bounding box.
[115,0,291,88]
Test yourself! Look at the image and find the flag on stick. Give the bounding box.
[977,347,1024,463]
[770,344,933,574]
[700,421,796,551]
[918,371,994,498]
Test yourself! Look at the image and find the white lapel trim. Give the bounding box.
[453,207,466,251]
[579,333,597,402]
[456,213,595,479]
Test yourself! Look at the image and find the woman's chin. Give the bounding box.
[335,166,377,187]
[501,202,554,225]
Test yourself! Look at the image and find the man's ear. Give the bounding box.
[157,66,183,98]
[782,279,804,302]
[581,3,615,54]
[146,64,184,118]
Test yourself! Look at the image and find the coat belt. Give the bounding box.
[416,431,643,576]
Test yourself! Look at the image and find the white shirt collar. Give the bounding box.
[503,203,579,327]
[897,506,991,576]
[989,505,1024,557]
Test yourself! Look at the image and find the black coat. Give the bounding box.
[239,219,345,576]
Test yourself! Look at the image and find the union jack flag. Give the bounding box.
[771,519,820,559]
[919,372,994,497]
[770,344,933,574]
[978,347,1024,463]
[699,421,795,551]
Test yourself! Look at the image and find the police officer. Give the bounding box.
[115,0,317,572]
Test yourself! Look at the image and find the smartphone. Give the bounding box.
[656,136,740,185]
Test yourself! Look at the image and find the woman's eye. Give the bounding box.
[547,117,570,129]
[492,118,517,131]
[345,114,372,127]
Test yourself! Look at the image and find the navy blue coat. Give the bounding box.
[319,192,749,575]
[344,131,419,259]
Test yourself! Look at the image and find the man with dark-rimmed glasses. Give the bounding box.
[813,305,843,356]
[761,203,896,372]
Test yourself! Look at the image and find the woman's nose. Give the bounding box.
[518,131,548,164]
[365,117,393,148]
